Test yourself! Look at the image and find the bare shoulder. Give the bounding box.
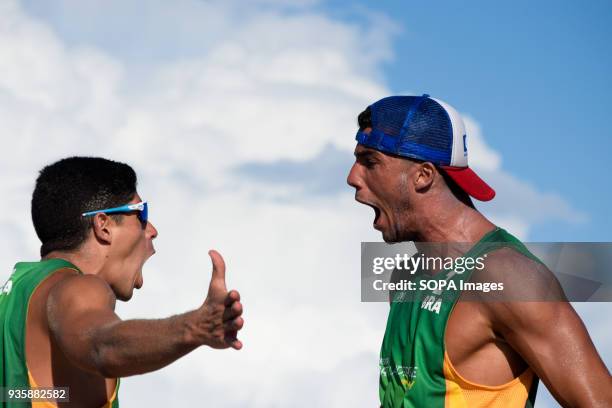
[471,245,566,302]
[473,246,575,333]
[47,271,116,314]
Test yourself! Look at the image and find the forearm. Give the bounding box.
[91,310,205,378]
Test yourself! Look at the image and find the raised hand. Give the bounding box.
[198,250,244,350]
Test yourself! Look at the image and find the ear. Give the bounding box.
[91,213,114,245]
[414,162,436,193]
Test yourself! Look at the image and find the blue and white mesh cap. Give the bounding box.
[355,94,495,201]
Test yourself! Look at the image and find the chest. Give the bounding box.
[381,285,493,364]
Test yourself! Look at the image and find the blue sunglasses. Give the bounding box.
[82,201,148,228]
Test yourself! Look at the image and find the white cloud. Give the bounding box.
[462,115,587,239]
[0,1,391,406]
[0,1,607,407]
[463,115,502,171]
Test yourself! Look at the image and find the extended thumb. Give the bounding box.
[208,249,226,288]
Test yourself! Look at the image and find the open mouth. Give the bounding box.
[356,197,382,227]
[371,205,381,226]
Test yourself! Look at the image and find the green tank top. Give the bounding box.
[0,259,120,407]
[379,228,540,408]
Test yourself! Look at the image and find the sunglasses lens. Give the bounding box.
[138,202,148,228]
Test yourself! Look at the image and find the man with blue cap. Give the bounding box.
[348,94,612,407]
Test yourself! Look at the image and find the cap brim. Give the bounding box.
[439,166,495,201]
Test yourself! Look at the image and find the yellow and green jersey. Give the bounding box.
[0,259,119,408]
[379,228,540,408]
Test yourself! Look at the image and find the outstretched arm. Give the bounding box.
[47,250,243,378]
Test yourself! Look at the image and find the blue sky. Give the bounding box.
[320,0,612,241]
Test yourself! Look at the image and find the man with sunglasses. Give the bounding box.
[0,157,244,407]
[348,95,612,407]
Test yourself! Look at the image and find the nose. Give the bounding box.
[147,222,159,239]
[347,162,361,190]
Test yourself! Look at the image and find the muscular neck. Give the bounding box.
[412,194,496,244]
[42,243,106,276]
